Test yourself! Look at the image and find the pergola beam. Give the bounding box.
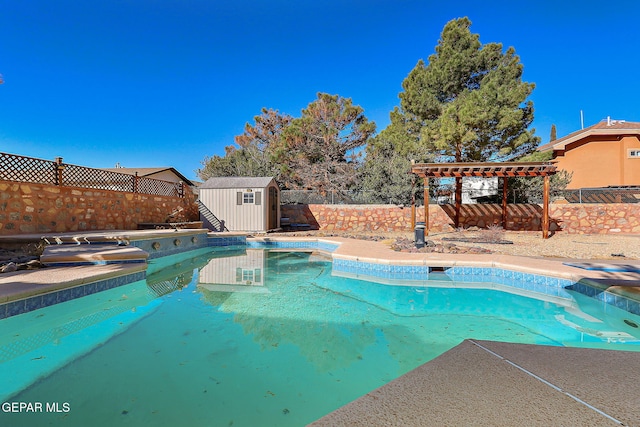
[411,162,557,178]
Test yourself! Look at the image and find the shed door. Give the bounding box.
[268,187,278,230]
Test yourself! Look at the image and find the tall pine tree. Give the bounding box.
[399,17,539,162]
[278,93,376,193]
[393,17,540,216]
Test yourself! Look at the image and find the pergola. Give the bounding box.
[410,162,557,239]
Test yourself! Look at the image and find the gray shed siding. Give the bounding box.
[199,178,280,232]
[198,249,265,286]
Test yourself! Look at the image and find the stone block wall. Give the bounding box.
[2,182,637,236]
[281,203,640,235]
[550,204,640,234]
[0,180,199,235]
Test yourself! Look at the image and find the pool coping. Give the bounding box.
[2,234,639,318]
[249,236,640,303]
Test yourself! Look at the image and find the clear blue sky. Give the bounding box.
[1,0,639,181]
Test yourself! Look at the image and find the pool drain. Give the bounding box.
[623,319,638,328]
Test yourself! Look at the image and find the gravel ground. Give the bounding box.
[434,231,640,260]
[267,229,640,260]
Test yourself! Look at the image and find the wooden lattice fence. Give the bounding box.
[0,152,184,197]
[0,152,56,184]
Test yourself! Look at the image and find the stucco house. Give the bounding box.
[198,177,280,232]
[537,118,640,189]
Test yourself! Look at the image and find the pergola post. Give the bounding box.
[542,174,550,239]
[411,200,416,231]
[423,176,429,236]
[502,177,508,228]
[411,179,416,231]
[454,177,462,228]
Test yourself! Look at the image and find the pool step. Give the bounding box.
[41,244,149,267]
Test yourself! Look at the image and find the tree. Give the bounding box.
[197,94,375,194]
[549,124,557,142]
[197,108,291,181]
[510,150,572,202]
[278,93,376,193]
[197,146,260,180]
[358,108,433,204]
[395,17,539,216]
[400,17,539,162]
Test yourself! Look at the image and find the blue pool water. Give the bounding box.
[1,247,640,426]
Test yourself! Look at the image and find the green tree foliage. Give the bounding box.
[550,124,557,142]
[197,146,249,179]
[235,108,293,168]
[359,17,540,205]
[399,17,539,162]
[197,93,375,194]
[197,108,292,181]
[279,93,376,193]
[517,150,552,162]
[359,108,433,204]
[510,150,573,202]
[359,138,416,205]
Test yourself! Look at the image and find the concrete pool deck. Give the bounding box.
[2,231,640,425]
[310,339,640,426]
[0,229,209,304]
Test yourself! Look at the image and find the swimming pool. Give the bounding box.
[1,247,640,426]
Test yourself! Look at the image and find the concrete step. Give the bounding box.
[41,244,149,267]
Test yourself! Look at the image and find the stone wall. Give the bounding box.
[2,181,637,236]
[0,180,199,235]
[281,203,640,234]
[550,204,640,234]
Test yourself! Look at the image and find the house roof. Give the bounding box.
[200,176,276,189]
[101,167,194,186]
[537,119,640,152]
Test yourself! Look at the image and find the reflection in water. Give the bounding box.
[146,249,217,296]
[200,253,475,373]
[198,248,267,294]
[198,249,640,375]
[199,250,379,372]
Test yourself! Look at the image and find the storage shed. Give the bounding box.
[198,177,280,232]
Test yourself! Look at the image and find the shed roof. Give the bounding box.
[200,176,276,189]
